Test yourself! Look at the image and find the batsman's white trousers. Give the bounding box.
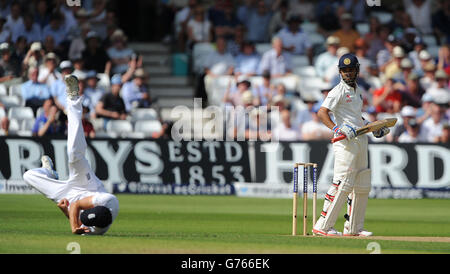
[315,134,370,232]
[23,96,106,204]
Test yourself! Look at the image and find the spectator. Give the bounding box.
[88,0,108,40]
[268,0,289,38]
[0,0,10,18]
[68,22,91,61]
[408,37,427,74]
[437,123,450,143]
[226,24,245,56]
[121,68,152,112]
[416,92,434,122]
[377,34,398,73]
[236,0,255,24]
[107,29,134,75]
[0,42,20,81]
[393,105,417,141]
[432,0,450,45]
[82,105,96,138]
[204,36,235,76]
[426,70,449,102]
[301,104,333,141]
[245,0,273,43]
[0,115,9,135]
[186,6,213,50]
[11,36,27,73]
[289,0,315,22]
[174,0,197,52]
[50,60,73,111]
[5,1,22,34]
[258,37,292,77]
[34,0,50,30]
[419,60,436,91]
[38,52,61,86]
[399,73,425,108]
[95,74,127,130]
[393,57,414,83]
[223,79,253,107]
[372,77,403,114]
[366,23,390,63]
[83,70,105,117]
[21,66,51,114]
[366,62,382,90]
[315,0,340,36]
[272,108,300,141]
[23,41,44,71]
[82,31,111,74]
[343,0,367,23]
[404,0,433,35]
[253,71,275,106]
[293,92,318,136]
[332,13,360,53]
[323,46,349,83]
[384,46,405,80]
[437,45,450,72]
[213,1,240,41]
[315,36,340,79]
[72,57,87,80]
[276,14,312,63]
[12,13,41,44]
[398,118,427,142]
[234,41,260,77]
[0,16,10,43]
[42,12,67,47]
[32,98,65,137]
[420,101,447,142]
[245,104,272,141]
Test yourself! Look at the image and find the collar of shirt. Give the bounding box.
[339,78,358,92]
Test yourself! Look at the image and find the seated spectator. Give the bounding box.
[82,104,96,138]
[420,101,447,143]
[366,23,389,63]
[372,77,403,114]
[245,105,272,141]
[34,0,50,30]
[332,13,360,53]
[398,118,427,143]
[174,0,197,52]
[41,12,67,47]
[23,42,44,71]
[404,0,433,35]
[384,46,405,80]
[82,31,111,74]
[272,109,299,141]
[83,70,105,117]
[12,13,41,44]
[234,41,260,77]
[226,24,245,56]
[38,52,62,86]
[0,42,20,81]
[301,104,333,141]
[290,0,315,22]
[258,37,292,77]
[437,123,450,143]
[5,1,22,34]
[324,46,350,83]
[276,14,312,63]
[213,1,240,41]
[204,36,235,77]
[68,22,91,61]
[32,98,65,137]
[50,60,73,111]
[426,70,449,102]
[186,6,212,50]
[223,79,253,107]
[437,45,450,72]
[268,0,289,38]
[11,36,27,70]
[72,57,87,80]
[0,0,9,18]
[21,66,51,114]
[121,68,152,112]
[315,36,340,79]
[315,0,340,36]
[393,105,418,142]
[377,34,398,73]
[95,74,127,130]
[293,92,318,136]
[253,71,275,106]
[0,16,10,43]
[419,61,436,91]
[366,62,382,90]
[398,73,425,108]
[432,0,450,45]
[245,0,273,43]
[107,29,134,75]
[393,57,414,84]
[408,37,427,75]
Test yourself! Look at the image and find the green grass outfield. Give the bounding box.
[1,194,450,254]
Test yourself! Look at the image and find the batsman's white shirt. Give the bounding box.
[321,80,365,129]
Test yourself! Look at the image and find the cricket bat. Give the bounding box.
[331,118,397,143]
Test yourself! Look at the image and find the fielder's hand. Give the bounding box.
[333,124,357,140]
[373,126,390,138]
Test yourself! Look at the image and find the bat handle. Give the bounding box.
[331,134,346,143]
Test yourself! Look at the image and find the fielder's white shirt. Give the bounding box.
[321,80,364,129]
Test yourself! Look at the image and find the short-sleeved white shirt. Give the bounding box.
[321,80,364,129]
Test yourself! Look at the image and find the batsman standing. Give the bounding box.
[313,53,389,236]
[23,75,119,235]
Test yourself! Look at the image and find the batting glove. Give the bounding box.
[333,124,357,140]
[373,127,390,138]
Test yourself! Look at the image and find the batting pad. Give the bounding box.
[349,169,371,234]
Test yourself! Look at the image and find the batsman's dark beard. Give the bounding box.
[340,69,359,87]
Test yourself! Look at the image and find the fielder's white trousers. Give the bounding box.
[23,96,102,203]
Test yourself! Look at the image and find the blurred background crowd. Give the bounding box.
[0,0,448,144]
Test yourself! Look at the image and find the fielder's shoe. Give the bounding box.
[312,227,342,236]
[64,74,79,100]
[41,155,59,180]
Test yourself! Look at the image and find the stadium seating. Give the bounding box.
[192,42,215,74]
[356,23,370,36]
[130,108,158,123]
[0,107,5,118]
[291,55,309,67]
[0,84,7,96]
[301,22,318,34]
[8,107,34,122]
[293,65,317,78]
[255,43,271,55]
[8,118,20,134]
[8,84,22,98]
[1,95,22,109]
[106,120,133,138]
[134,120,163,137]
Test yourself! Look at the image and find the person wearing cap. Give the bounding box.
[23,75,119,235]
[38,52,62,86]
[82,30,111,75]
[332,13,360,53]
[393,105,418,142]
[243,99,272,141]
[83,70,105,117]
[398,118,427,142]
[258,36,292,77]
[21,66,51,114]
[393,57,415,84]
[426,69,449,102]
[121,68,152,112]
[301,104,333,141]
[95,74,127,130]
[0,42,20,81]
[234,41,261,77]
[275,14,312,62]
[107,29,135,75]
[384,46,407,80]
[419,60,436,90]
[408,37,427,74]
[50,60,74,111]
[314,53,390,237]
[23,41,44,70]
[315,36,340,79]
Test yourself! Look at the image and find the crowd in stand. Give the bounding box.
[165,0,449,143]
[0,0,159,138]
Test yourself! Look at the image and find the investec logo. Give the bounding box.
[66,0,81,7]
[366,0,381,6]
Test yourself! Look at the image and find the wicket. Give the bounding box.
[292,162,318,236]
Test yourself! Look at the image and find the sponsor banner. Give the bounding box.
[0,180,39,194]
[370,187,450,199]
[113,182,234,195]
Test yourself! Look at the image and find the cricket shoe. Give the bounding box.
[41,155,59,180]
[312,227,342,237]
[343,217,373,237]
[64,74,79,100]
